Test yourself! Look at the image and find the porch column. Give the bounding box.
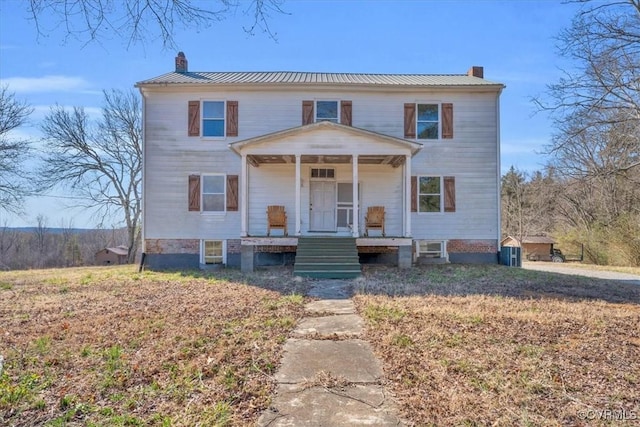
[295,154,301,235]
[241,154,248,237]
[404,154,412,237]
[352,154,359,237]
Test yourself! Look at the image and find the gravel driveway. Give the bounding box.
[523,262,640,286]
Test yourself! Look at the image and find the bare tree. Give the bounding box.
[26,0,287,48]
[530,0,640,265]
[537,0,640,172]
[39,89,142,262]
[0,86,33,214]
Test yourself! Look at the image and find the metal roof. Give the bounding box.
[502,236,556,245]
[136,71,503,88]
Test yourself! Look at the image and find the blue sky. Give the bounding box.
[0,0,580,228]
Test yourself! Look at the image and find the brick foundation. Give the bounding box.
[447,239,497,253]
[145,239,199,254]
[227,239,241,254]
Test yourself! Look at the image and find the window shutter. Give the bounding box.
[226,175,239,211]
[226,101,238,137]
[188,175,201,211]
[340,100,352,126]
[442,103,453,139]
[404,103,416,138]
[188,101,200,136]
[302,100,314,125]
[444,176,456,212]
[411,176,417,212]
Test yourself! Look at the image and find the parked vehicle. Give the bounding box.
[551,248,565,263]
[527,248,565,262]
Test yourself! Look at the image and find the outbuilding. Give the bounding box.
[95,245,129,265]
[501,236,556,261]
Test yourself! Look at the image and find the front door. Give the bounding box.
[310,181,336,231]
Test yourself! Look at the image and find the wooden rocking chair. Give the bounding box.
[365,206,385,237]
[267,205,288,236]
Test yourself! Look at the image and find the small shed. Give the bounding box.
[95,245,129,265]
[500,236,556,261]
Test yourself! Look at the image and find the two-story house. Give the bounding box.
[136,53,504,276]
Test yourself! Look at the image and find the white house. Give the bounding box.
[135,53,505,276]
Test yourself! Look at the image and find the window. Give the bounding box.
[202,101,225,137]
[417,104,439,139]
[202,175,225,212]
[202,240,224,264]
[310,168,335,179]
[418,176,442,212]
[404,103,453,139]
[417,241,445,258]
[316,101,338,123]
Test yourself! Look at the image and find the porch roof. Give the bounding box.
[229,121,422,166]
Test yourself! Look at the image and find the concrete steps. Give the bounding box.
[293,237,361,279]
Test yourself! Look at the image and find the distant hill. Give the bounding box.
[4,227,124,235]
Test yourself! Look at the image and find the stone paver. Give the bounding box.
[293,314,363,336]
[257,280,406,426]
[274,339,382,384]
[259,384,403,426]
[305,299,356,315]
[308,279,353,299]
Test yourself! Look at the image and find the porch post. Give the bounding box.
[295,154,301,236]
[241,154,248,237]
[352,154,359,237]
[404,154,411,237]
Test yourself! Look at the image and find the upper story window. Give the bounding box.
[302,100,352,126]
[202,101,225,137]
[188,100,238,138]
[316,101,339,123]
[417,104,439,139]
[404,102,453,140]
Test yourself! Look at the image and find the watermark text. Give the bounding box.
[578,409,637,421]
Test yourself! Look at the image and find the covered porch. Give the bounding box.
[230,121,422,240]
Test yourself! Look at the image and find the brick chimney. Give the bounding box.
[467,66,483,78]
[175,52,188,73]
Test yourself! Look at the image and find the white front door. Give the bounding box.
[309,181,336,231]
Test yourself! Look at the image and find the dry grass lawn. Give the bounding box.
[355,264,640,426]
[2,263,639,426]
[0,266,308,426]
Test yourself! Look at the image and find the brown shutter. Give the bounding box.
[340,100,352,126]
[188,175,200,211]
[188,101,200,136]
[226,101,238,137]
[411,176,417,212]
[226,175,239,211]
[444,176,456,212]
[404,103,416,138]
[302,100,314,125]
[442,103,453,139]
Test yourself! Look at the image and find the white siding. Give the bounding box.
[142,86,499,241]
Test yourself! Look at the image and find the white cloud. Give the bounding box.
[0,75,92,94]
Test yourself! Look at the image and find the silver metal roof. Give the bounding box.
[136,71,503,87]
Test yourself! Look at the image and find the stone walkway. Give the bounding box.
[257,281,405,426]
